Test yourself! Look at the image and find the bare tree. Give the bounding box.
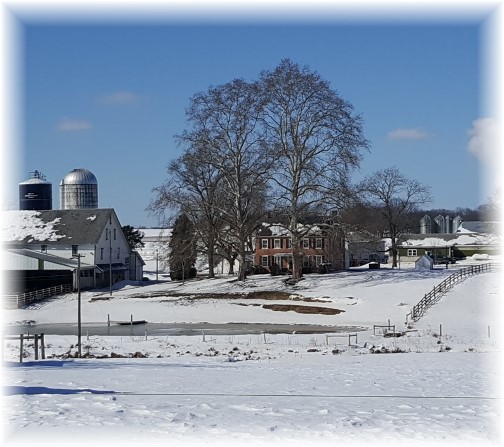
[178,79,271,281]
[358,167,432,267]
[149,146,225,278]
[260,59,369,281]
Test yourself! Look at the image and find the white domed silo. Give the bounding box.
[452,215,462,233]
[19,170,52,210]
[434,215,445,233]
[420,215,431,234]
[60,168,98,209]
[445,215,452,234]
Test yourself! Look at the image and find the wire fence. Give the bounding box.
[406,263,493,323]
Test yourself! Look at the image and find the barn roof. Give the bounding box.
[1,209,116,245]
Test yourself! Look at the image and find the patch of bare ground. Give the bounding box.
[125,290,329,302]
[262,304,345,315]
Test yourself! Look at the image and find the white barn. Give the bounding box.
[2,208,144,293]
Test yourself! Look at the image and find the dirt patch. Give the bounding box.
[262,304,345,315]
[126,290,329,303]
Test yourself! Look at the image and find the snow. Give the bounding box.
[1,257,503,446]
[0,211,63,242]
[405,233,499,247]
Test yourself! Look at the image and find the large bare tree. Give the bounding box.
[177,79,272,281]
[358,167,432,267]
[260,59,369,281]
[149,146,225,278]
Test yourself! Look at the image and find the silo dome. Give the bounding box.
[61,168,98,185]
[19,170,53,210]
[60,168,98,209]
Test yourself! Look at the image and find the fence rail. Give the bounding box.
[3,284,73,309]
[406,263,493,323]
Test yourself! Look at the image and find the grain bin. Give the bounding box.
[19,170,52,210]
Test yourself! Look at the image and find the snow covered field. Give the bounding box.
[1,258,502,445]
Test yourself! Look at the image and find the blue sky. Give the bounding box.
[6,7,501,227]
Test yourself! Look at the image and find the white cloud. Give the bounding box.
[56,118,91,132]
[467,117,498,163]
[387,128,430,140]
[97,91,140,105]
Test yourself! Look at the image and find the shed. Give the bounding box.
[415,255,434,270]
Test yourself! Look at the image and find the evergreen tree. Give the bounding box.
[122,225,145,249]
[168,213,197,281]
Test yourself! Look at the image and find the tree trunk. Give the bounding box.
[290,233,303,281]
[207,244,215,278]
[237,239,247,281]
[227,253,237,275]
[391,238,398,268]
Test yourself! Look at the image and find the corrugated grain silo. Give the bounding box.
[452,215,462,233]
[19,170,52,210]
[419,215,432,234]
[59,168,98,209]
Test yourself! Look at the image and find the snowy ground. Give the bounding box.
[1,258,503,446]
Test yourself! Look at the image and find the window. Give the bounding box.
[100,248,104,260]
[113,228,117,240]
[117,247,120,259]
[72,245,78,256]
[407,249,418,256]
[41,245,47,253]
[261,256,269,267]
[105,230,108,241]
[287,239,292,248]
[274,239,281,249]
[261,239,268,249]
[316,238,323,249]
[315,255,323,266]
[302,239,310,249]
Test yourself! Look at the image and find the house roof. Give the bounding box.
[456,221,498,234]
[257,223,327,237]
[136,228,172,242]
[399,232,499,248]
[1,209,115,245]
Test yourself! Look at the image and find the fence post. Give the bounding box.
[19,334,24,363]
[41,333,45,359]
[34,334,39,360]
[439,324,442,338]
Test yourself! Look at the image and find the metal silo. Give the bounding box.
[59,168,98,209]
[419,215,431,234]
[19,170,52,210]
[452,215,462,233]
[434,215,445,233]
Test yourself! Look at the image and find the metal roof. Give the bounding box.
[5,248,95,269]
[4,208,115,245]
[60,168,98,185]
[19,177,52,185]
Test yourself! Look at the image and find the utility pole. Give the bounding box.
[109,227,113,297]
[156,250,159,283]
[73,253,84,358]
